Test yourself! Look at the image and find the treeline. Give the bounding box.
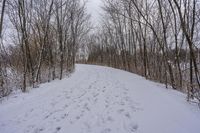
[0,0,91,97]
[87,0,200,104]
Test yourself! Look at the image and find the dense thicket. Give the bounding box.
[0,0,91,97]
[87,0,200,105]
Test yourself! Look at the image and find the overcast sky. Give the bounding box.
[86,0,103,25]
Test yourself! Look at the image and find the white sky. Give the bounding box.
[86,0,103,25]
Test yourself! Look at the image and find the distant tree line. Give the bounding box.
[86,0,200,105]
[0,0,91,97]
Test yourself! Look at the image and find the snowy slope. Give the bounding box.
[0,64,200,133]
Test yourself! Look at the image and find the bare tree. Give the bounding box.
[0,0,7,97]
[87,0,200,105]
[4,0,91,93]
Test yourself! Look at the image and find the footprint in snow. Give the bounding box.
[61,113,68,119]
[94,98,98,103]
[124,88,129,91]
[107,116,114,122]
[57,95,61,98]
[0,123,5,127]
[101,128,111,133]
[34,127,44,133]
[70,120,74,124]
[117,109,125,114]
[123,91,128,95]
[105,100,109,104]
[84,103,88,107]
[76,116,81,120]
[44,112,53,119]
[29,108,34,112]
[84,122,91,131]
[85,106,90,111]
[124,96,131,101]
[93,93,99,97]
[88,85,92,89]
[65,96,71,99]
[64,104,68,108]
[25,125,35,133]
[54,127,61,133]
[130,105,138,112]
[119,101,125,106]
[124,122,138,133]
[125,112,131,119]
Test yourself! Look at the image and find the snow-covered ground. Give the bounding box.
[0,64,200,133]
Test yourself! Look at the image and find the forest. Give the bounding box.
[0,0,200,106]
[0,0,91,95]
[86,0,200,105]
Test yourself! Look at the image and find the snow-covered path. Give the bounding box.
[0,64,200,133]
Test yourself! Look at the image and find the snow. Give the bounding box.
[0,64,200,133]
